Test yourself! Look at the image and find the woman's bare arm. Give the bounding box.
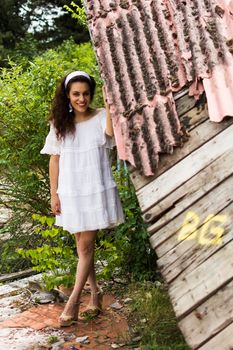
[49,155,61,215]
[102,86,114,137]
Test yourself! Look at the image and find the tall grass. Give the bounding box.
[128,281,189,350]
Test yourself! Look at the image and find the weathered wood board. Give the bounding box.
[178,280,233,349]
[158,201,233,284]
[199,322,233,350]
[150,172,233,255]
[143,126,233,225]
[138,123,233,214]
[131,91,233,349]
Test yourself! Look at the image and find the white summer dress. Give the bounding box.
[40,108,124,234]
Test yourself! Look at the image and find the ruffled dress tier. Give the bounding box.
[40,109,124,234]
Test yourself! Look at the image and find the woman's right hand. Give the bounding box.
[51,193,61,215]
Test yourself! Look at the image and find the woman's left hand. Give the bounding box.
[102,86,109,108]
[102,85,114,137]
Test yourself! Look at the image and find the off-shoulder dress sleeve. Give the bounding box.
[40,123,61,155]
[100,109,116,149]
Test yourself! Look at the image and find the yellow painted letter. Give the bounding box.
[198,214,228,245]
[178,211,199,242]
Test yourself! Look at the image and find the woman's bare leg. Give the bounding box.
[76,233,98,292]
[61,230,97,317]
[76,233,101,308]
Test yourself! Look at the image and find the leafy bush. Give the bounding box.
[16,164,156,290]
[17,215,77,290]
[96,164,157,282]
[0,38,157,283]
[0,39,101,273]
[64,1,87,29]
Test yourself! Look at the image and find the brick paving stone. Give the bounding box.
[28,321,48,330]
[43,318,59,327]
[5,316,29,326]
[0,291,131,349]
[0,320,18,328]
[20,310,37,319]
[15,319,35,328]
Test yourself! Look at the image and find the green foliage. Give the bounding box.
[0,0,28,66]
[114,165,156,281]
[0,0,89,66]
[64,1,88,29]
[128,282,188,349]
[11,34,39,67]
[1,38,157,284]
[17,214,77,290]
[0,39,101,273]
[16,165,156,290]
[96,164,157,281]
[32,1,90,51]
[47,335,59,344]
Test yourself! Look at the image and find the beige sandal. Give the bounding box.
[79,288,103,321]
[59,314,78,327]
[59,302,80,327]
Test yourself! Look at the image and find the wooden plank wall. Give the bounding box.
[130,90,233,349]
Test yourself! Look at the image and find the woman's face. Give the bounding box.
[68,81,91,113]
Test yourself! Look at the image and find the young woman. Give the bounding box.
[40,71,124,327]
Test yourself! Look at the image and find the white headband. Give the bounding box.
[64,71,91,88]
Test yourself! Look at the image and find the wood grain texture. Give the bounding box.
[158,200,233,284]
[178,280,233,349]
[139,123,233,214]
[146,147,233,231]
[150,174,233,255]
[198,322,233,350]
[169,238,233,319]
[130,92,233,348]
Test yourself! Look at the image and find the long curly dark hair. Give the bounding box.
[49,73,96,139]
